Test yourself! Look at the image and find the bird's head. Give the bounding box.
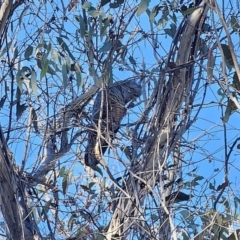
[127,78,142,100]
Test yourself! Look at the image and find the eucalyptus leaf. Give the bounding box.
[59,166,66,177]
[62,173,69,195]
[100,0,110,7]
[32,108,39,133]
[129,56,136,66]
[0,95,6,109]
[149,5,160,23]
[62,64,68,89]
[68,213,77,231]
[207,50,215,83]
[88,6,100,17]
[16,103,27,120]
[223,100,233,123]
[30,70,38,99]
[16,71,23,92]
[73,61,83,87]
[233,71,240,90]
[40,59,49,79]
[79,14,86,38]
[13,46,19,59]
[56,37,75,60]
[100,18,110,36]
[110,3,120,8]
[183,7,196,15]
[221,44,234,67]
[82,1,92,9]
[231,15,240,32]
[164,23,176,38]
[137,0,150,16]
[76,72,82,88]
[99,41,112,52]
[24,45,33,60]
[19,6,29,26]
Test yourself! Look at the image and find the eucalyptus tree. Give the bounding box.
[0,0,240,239]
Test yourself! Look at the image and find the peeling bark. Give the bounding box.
[0,127,24,239]
[0,0,13,37]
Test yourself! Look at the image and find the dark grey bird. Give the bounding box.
[85,78,142,168]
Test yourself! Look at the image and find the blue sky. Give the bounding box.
[1,0,240,237]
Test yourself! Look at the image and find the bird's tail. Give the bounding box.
[84,132,108,167]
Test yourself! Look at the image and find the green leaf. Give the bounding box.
[99,41,112,52]
[82,1,92,9]
[68,213,77,231]
[96,234,105,240]
[40,59,49,79]
[32,108,39,133]
[217,88,225,103]
[47,65,56,75]
[209,182,215,190]
[89,66,96,77]
[103,60,113,84]
[221,44,234,67]
[100,0,110,7]
[88,182,95,189]
[94,166,103,176]
[0,40,13,57]
[164,23,176,38]
[223,99,234,123]
[151,214,158,220]
[170,12,177,24]
[13,46,19,59]
[73,61,83,87]
[79,14,85,38]
[62,64,68,89]
[157,15,168,29]
[75,15,86,38]
[35,41,46,56]
[46,42,52,57]
[232,71,240,90]
[76,72,82,88]
[231,15,240,32]
[149,5,160,23]
[207,50,215,83]
[62,173,68,195]
[129,55,136,66]
[30,70,38,99]
[24,45,33,60]
[59,166,66,177]
[0,95,6,109]
[182,232,190,240]
[183,7,196,15]
[109,3,120,8]
[19,6,29,26]
[137,0,150,16]
[194,176,204,181]
[56,37,75,60]
[42,200,51,216]
[16,71,23,92]
[16,103,27,120]
[180,210,190,219]
[80,184,89,191]
[88,6,100,17]
[100,18,110,36]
